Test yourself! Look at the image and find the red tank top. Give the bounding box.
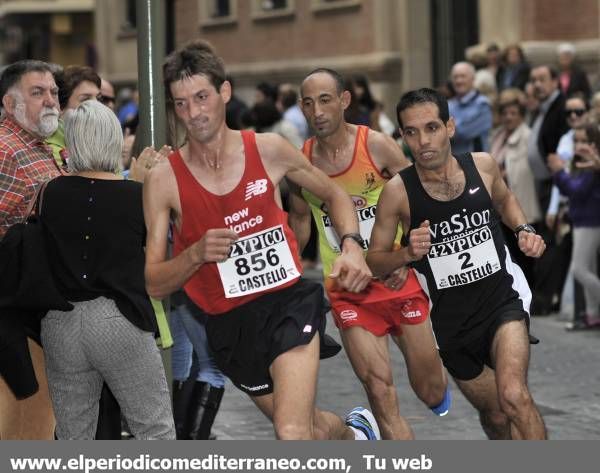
[169,130,303,315]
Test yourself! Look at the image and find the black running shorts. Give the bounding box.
[438,309,528,381]
[205,279,341,396]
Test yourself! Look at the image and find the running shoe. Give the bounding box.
[565,318,600,331]
[565,320,589,331]
[345,407,381,440]
[430,385,452,416]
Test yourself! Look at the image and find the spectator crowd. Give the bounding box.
[0,38,599,441]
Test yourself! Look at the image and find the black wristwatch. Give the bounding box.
[514,223,536,237]
[340,232,366,249]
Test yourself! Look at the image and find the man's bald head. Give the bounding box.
[450,62,476,97]
[300,68,344,98]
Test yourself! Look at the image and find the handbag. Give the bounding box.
[0,179,72,398]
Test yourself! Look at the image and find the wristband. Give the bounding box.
[340,232,365,250]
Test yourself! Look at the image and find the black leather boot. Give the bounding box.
[172,378,199,439]
[188,382,225,440]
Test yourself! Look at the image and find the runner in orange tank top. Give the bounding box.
[143,41,380,440]
[288,68,450,439]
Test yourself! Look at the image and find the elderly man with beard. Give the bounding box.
[0,60,61,439]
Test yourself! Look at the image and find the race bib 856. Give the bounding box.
[217,225,299,298]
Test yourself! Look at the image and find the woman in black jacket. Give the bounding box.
[40,100,174,439]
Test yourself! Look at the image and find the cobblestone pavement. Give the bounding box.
[210,311,600,440]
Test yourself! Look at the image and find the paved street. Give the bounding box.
[211,311,600,440]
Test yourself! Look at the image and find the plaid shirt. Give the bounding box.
[0,116,61,238]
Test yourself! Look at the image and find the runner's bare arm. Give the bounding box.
[367,131,411,177]
[287,180,312,253]
[474,152,545,258]
[143,162,238,299]
[258,133,371,292]
[367,176,426,277]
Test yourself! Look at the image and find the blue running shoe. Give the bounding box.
[430,386,452,416]
[345,407,381,440]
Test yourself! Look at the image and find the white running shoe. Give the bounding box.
[345,406,381,440]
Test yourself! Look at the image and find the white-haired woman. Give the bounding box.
[39,100,175,439]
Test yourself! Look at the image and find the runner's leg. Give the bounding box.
[392,318,447,409]
[250,334,354,440]
[341,327,413,439]
[490,319,546,439]
[453,367,510,439]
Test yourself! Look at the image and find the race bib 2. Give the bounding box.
[428,226,501,289]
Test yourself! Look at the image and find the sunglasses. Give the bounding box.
[566,108,586,117]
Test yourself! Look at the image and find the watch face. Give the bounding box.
[517,224,535,234]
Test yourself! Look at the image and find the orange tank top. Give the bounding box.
[301,125,407,305]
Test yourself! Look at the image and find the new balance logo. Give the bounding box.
[469,187,480,195]
[245,179,268,200]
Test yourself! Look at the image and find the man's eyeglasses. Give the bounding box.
[566,108,586,117]
[99,94,116,105]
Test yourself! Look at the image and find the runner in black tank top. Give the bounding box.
[401,153,530,350]
[367,88,547,439]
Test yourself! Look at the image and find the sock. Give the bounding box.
[430,386,452,416]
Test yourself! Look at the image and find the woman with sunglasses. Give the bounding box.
[546,96,589,231]
[543,96,590,327]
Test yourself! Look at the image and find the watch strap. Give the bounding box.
[514,223,536,236]
[340,232,365,249]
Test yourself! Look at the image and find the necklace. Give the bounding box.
[203,152,221,169]
[326,140,351,162]
[325,125,354,161]
[201,132,224,169]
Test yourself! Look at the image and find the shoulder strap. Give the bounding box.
[241,130,272,182]
[398,165,419,196]
[456,153,477,178]
[26,179,50,219]
[301,137,315,161]
[398,165,424,229]
[457,153,489,195]
[167,149,186,176]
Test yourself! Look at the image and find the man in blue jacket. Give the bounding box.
[448,62,493,154]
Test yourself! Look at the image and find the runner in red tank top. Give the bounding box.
[288,69,449,439]
[144,40,380,440]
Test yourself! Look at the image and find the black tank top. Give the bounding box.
[400,153,529,349]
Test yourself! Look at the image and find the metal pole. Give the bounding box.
[136,0,171,384]
[136,0,167,149]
